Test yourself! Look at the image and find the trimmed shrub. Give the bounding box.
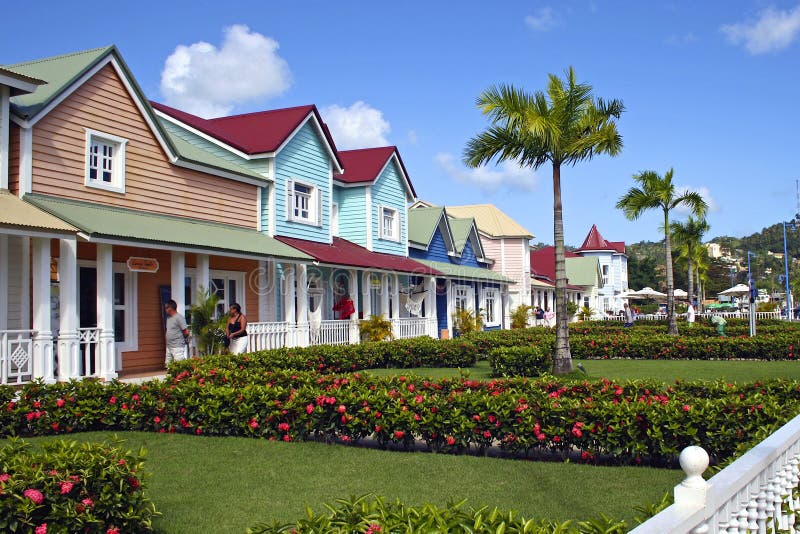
[0,437,157,532]
[489,345,553,377]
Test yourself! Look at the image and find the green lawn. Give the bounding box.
[365,358,800,383]
[20,431,682,533]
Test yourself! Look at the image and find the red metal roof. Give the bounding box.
[335,146,417,197]
[276,236,440,275]
[575,224,626,254]
[151,101,343,169]
[529,246,582,289]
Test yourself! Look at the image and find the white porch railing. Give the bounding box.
[391,317,436,339]
[247,321,293,351]
[1,330,35,385]
[310,320,354,346]
[601,311,782,321]
[632,412,800,533]
[78,327,101,378]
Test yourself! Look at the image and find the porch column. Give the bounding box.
[257,260,271,322]
[296,264,309,347]
[283,264,296,323]
[0,235,7,330]
[381,274,390,318]
[426,276,437,338]
[31,237,54,383]
[391,274,400,319]
[362,272,372,317]
[0,85,9,190]
[21,237,30,329]
[96,244,116,380]
[57,238,80,380]
[445,279,453,334]
[195,253,210,299]
[171,252,186,316]
[348,269,360,344]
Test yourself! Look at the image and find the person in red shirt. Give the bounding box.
[333,293,356,320]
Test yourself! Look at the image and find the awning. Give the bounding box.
[25,194,311,261]
[414,258,515,284]
[275,236,441,275]
[0,190,76,237]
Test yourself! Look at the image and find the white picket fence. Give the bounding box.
[602,311,782,321]
[390,317,435,339]
[632,412,800,533]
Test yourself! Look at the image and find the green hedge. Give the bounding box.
[3,375,799,467]
[489,345,552,377]
[0,437,157,533]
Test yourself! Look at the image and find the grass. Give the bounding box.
[365,359,800,383]
[19,431,683,533]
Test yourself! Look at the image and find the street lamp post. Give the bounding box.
[784,221,796,321]
[747,251,756,337]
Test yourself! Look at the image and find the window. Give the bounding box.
[85,129,127,193]
[454,284,472,312]
[369,274,382,316]
[287,180,320,225]
[602,264,609,286]
[482,288,500,326]
[379,206,400,241]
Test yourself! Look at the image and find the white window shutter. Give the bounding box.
[378,205,385,239]
[286,180,293,222]
[316,187,322,227]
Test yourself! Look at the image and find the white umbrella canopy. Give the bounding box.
[673,289,688,299]
[719,284,750,296]
[635,287,667,299]
[619,289,645,299]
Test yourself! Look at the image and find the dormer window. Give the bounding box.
[85,129,127,193]
[287,180,321,226]
[379,206,400,241]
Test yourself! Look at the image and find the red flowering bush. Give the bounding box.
[0,437,158,532]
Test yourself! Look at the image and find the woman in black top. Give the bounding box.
[227,303,249,354]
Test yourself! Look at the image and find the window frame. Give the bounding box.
[481,287,500,327]
[287,179,321,226]
[84,129,127,194]
[453,283,473,312]
[379,205,400,241]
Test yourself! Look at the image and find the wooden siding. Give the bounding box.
[260,183,270,233]
[482,236,529,306]
[5,235,23,329]
[461,240,479,267]
[28,64,258,228]
[333,185,367,247]
[371,160,407,255]
[274,121,330,242]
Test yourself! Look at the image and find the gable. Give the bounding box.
[27,63,258,228]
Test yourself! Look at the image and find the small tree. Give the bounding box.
[452,308,483,335]
[510,304,533,329]
[359,315,394,342]
[189,287,228,356]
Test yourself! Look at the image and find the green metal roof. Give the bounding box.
[6,46,113,120]
[565,256,601,287]
[24,194,311,261]
[408,207,444,246]
[165,130,266,181]
[415,259,515,284]
[448,217,477,255]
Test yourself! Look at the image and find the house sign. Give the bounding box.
[127,257,159,273]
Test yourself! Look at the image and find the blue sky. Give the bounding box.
[4,1,800,246]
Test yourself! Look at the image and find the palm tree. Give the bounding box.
[617,169,708,334]
[464,68,624,374]
[671,216,710,307]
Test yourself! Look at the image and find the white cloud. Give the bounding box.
[675,185,719,214]
[160,25,292,118]
[435,152,537,193]
[721,6,800,54]
[525,7,556,31]
[321,101,391,149]
[407,130,418,145]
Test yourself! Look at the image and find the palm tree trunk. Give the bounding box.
[687,246,694,307]
[664,209,678,335]
[552,162,572,374]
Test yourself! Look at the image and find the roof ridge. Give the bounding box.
[338,146,396,154]
[208,104,315,122]
[5,46,113,68]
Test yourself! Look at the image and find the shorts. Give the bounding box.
[165,345,187,366]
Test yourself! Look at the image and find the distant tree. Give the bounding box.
[671,217,710,305]
[617,169,707,335]
[464,67,623,374]
[627,254,659,289]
